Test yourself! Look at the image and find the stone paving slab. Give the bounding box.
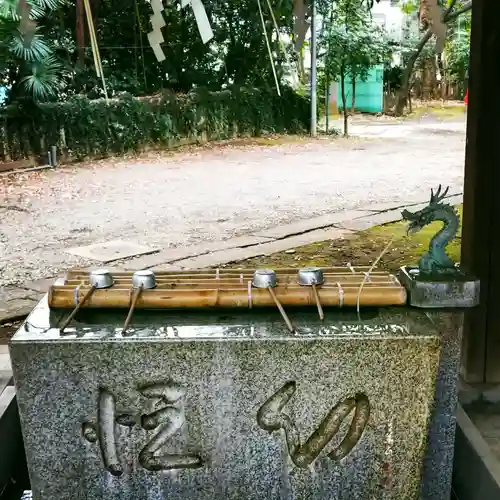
[21,278,55,294]
[359,193,462,213]
[444,194,463,207]
[0,287,38,302]
[336,211,407,231]
[123,235,272,270]
[0,298,39,321]
[130,210,395,272]
[65,240,159,262]
[172,227,353,269]
[0,286,42,323]
[252,210,371,239]
[0,346,11,372]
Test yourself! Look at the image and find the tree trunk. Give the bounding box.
[76,0,85,68]
[422,57,436,100]
[341,65,348,136]
[395,30,432,115]
[351,78,356,113]
[394,0,472,115]
[298,45,306,84]
[58,10,72,65]
[437,52,445,98]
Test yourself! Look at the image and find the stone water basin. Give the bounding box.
[8,298,462,500]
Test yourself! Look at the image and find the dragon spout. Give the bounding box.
[401,185,460,274]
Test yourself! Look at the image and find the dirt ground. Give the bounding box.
[0,110,465,286]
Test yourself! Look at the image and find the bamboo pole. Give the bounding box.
[65,266,389,276]
[61,278,398,288]
[49,267,406,310]
[83,0,109,104]
[63,270,396,283]
[257,0,281,96]
[48,285,406,309]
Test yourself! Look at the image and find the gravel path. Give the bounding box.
[0,117,465,286]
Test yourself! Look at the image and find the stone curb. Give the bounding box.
[0,193,463,324]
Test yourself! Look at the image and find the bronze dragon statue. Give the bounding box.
[401,185,460,275]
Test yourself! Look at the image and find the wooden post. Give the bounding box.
[461,0,500,383]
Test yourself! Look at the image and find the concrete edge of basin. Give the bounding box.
[452,404,500,499]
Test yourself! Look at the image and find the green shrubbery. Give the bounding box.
[0,86,310,162]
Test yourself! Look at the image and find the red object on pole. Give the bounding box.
[464,89,469,105]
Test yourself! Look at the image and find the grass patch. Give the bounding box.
[227,206,462,273]
[406,104,466,121]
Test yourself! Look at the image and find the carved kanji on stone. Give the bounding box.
[82,381,202,476]
[257,381,370,468]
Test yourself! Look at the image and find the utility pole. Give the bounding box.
[310,0,317,137]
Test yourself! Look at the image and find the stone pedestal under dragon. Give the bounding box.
[398,185,480,308]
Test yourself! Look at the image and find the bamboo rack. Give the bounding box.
[48,266,407,310]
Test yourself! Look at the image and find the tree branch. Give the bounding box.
[414,0,473,63]
[416,0,472,45]
[394,0,472,115]
[444,1,472,22]
[444,0,459,18]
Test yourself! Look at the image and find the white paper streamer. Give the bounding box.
[148,0,214,62]
[181,0,214,44]
[148,0,167,62]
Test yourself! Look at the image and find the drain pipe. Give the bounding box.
[0,165,55,176]
[50,145,57,167]
[0,145,59,176]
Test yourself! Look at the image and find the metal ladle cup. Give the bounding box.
[297,267,324,286]
[252,269,294,332]
[89,269,114,289]
[298,267,325,320]
[252,269,277,289]
[131,270,157,289]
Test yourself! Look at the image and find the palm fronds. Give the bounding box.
[0,0,66,100]
[9,27,52,61]
[0,0,66,21]
[20,54,64,99]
